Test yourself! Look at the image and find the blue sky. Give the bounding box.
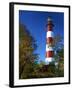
[19,10,64,62]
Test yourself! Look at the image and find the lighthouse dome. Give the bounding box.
[47,17,52,22]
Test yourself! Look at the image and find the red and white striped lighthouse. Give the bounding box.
[45,17,54,64]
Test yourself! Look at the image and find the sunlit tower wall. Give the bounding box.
[45,17,54,64]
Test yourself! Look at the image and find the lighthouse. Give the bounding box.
[45,17,54,64]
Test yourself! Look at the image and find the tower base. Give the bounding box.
[45,57,54,65]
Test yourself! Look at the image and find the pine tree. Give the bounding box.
[19,24,38,79]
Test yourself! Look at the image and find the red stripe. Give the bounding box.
[46,37,53,44]
[46,51,54,57]
[47,25,53,31]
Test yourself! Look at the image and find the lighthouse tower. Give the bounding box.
[45,17,54,64]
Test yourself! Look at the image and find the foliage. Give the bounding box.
[19,24,38,79]
[53,34,64,50]
[53,34,64,77]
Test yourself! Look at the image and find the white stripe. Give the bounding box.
[46,45,53,51]
[45,58,54,63]
[46,31,54,38]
